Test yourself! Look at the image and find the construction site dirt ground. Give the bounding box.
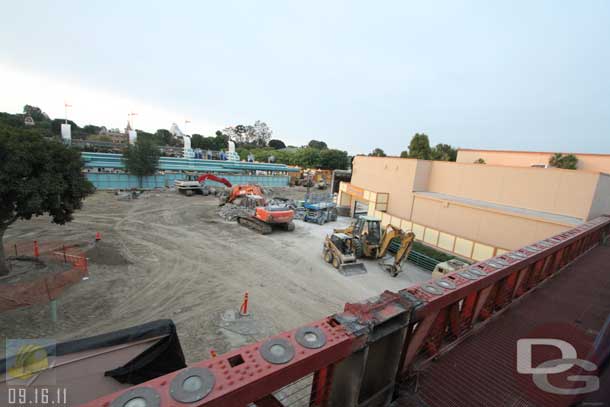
[0,188,430,363]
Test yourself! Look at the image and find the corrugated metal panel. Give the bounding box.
[85,173,290,189]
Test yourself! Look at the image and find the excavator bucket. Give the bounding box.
[339,261,367,276]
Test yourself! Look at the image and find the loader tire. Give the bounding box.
[353,239,363,258]
[324,250,332,263]
[332,256,340,269]
[185,190,194,197]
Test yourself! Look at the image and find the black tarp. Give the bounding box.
[1,319,186,385]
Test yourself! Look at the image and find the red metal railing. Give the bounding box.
[81,216,610,407]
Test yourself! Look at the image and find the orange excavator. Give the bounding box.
[220,185,295,234]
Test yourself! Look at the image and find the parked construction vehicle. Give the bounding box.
[221,185,295,234]
[333,217,415,276]
[219,184,265,205]
[175,173,232,196]
[432,258,469,279]
[323,233,367,275]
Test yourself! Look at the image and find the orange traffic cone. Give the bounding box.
[95,232,102,242]
[239,292,249,316]
[210,349,217,358]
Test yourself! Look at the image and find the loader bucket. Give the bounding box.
[339,261,367,276]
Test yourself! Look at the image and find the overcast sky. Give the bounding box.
[1,1,608,155]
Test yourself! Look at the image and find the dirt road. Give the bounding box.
[0,189,430,362]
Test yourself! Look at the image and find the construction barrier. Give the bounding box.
[0,241,88,313]
[82,216,610,407]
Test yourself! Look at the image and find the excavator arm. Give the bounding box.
[378,224,402,258]
[379,227,416,277]
[197,174,233,188]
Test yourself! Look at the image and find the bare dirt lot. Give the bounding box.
[0,188,430,363]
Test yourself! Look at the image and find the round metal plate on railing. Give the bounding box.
[493,258,509,266]
[110,387,161,407]
[295,326,327,349]
[486,261,502,269]
[507,252,527,260]
[537,241,552,248]
[260,338,295,364]
[458,271,479,280]
[169,367,215,403]
[468,268,486,277]
[422,284,444,295]
[524,245,541,252]
[435,279,456,290]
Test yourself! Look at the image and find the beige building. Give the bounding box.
[337,156,610,261]
[457,148,610,173]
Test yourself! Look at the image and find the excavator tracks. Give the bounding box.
[237,216,273,235]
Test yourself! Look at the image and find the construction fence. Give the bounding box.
[0,240,89,313]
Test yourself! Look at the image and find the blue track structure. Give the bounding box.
[81,152,299,173]
[81,152,297,189]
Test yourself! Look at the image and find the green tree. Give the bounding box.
[319,149,349,169]
[408,133,432,159]
[293,147,321,167]
[431,143,457,161]
[400,150,409,158]
[0,129,94,275]
[122,138,161,187]
[82,125,102,135]
[268,139,286,149]
[307,140,328,150]
[549,153,578,170]
[154,129,174,146]
[23,105,49,122]
[369,148,386,157]
[473,158,486,164]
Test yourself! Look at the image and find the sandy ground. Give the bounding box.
[0,188,431,363]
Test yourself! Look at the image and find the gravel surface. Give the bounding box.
[0,188,430,362]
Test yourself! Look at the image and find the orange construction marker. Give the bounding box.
[210,349,217,358]
[95,232,102,241]
[33,240,40,257]
[240,292,249,316]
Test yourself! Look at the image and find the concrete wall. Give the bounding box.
[351,156,420,219]
[345,156,610,259]
[588,173,610,219]
[410,195,567,250]
[457,149,610,174]
[427,161,600,220]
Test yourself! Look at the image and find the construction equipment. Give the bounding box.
[231,194,295,234]
[175,173,232,196]
[219,184,265,205]
[378,226,416,277]
[432,258,469,279]
[302,192,337,225]
[322,233,367,275]
[333,217,415,276]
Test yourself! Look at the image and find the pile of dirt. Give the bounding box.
[1,257,72,284]
[85,241,130,265]
[217,204,250,221]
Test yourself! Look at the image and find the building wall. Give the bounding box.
[427,161,600,220]
[351,156,420,219]
[588,173,610,219]
[344,155,609,260]
[457,149,610,174]
[410,195,567,251]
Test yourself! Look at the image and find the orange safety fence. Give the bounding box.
[0,240,89,312]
